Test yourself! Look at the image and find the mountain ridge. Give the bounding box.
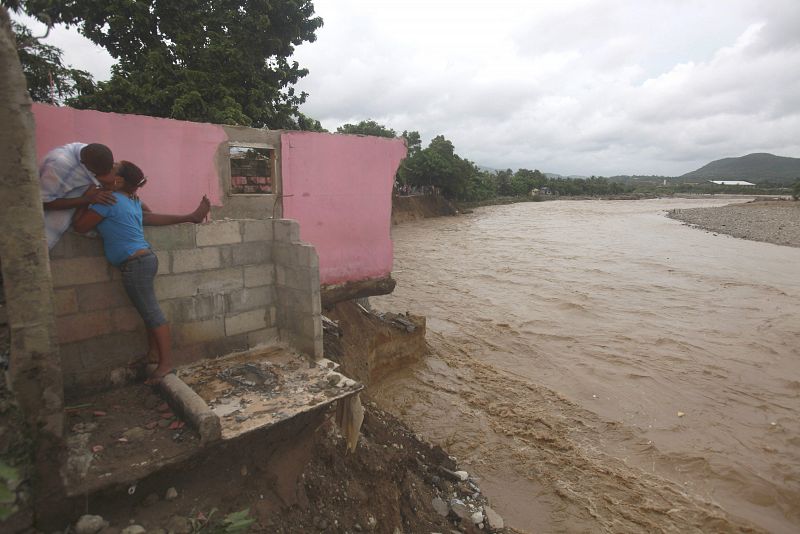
[680,153,800,184]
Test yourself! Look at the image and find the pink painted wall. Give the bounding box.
[32,104,226,214]
[281,132,406,285]
[32,105,405,286]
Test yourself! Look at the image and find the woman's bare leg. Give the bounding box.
[145,323,173,384]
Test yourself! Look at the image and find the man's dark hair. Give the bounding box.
[80,143,114,175]
[116,160,145,187]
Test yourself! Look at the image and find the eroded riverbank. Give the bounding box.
[373,198,800,533]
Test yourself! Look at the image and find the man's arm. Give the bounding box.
[72,206,105,234]
[43,187,116,211]
[143,196,210,226]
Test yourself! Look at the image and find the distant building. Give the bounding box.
[708,180,756,186]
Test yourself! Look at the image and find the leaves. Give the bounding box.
[337,120,397,138]
[221,508,255,533]
[0,461,20,521]
[12,0,323,128]
[10,20,95,103]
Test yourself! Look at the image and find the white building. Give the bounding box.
[708,180,756,186]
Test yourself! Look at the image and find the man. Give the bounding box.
[40,142,118,249]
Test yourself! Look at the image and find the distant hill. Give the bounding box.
[680,153,800,185]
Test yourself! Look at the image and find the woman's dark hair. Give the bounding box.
[117,160,145,188]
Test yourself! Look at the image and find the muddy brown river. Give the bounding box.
[372,198,800,533]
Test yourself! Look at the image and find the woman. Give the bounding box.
[74,161,209,384]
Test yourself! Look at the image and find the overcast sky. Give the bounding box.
[15,0,800,176]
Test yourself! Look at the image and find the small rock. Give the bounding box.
[75,515,108,534]
[120,526,146,534]
[326,373,342,386]
[366,515,377,530]
[454,470,469,481]
[109,368,132,386]
[165,487,178,501]
[241,466,248,476]
[483,506,504,531]
[122,427,148,441]
[166,516,191,534]
[471,510,484,524]
[142,492,159,506]
[449,500,471,523]
[431,497,449,517]
[354,523,363,532]
[72,422,98,434]
[677,411,685,417]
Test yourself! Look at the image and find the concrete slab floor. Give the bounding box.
[63,344,363,497]
[178,345,363,440]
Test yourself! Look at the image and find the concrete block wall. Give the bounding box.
[50,219,321,397]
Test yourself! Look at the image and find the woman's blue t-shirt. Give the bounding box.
[90,192,151,266]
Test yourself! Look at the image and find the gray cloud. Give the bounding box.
[296,0,800,176]
[14,1,800,176]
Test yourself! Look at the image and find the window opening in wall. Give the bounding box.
[229,145,274,194]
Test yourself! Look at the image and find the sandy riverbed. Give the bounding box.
[668,199,800,247]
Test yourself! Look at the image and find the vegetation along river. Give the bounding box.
[372,198,800,533]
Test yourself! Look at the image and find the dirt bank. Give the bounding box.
[392,195,458,225]
[668,199,800,247]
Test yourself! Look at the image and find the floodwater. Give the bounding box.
[372,198,800,533]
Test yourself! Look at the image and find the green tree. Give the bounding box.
[8,19,94,103]
[297,112,327,132]
[792,179,800,200]
[495,169,514,196]
[9,0,322,128]
[336,119,396,138]
[401,130,421,156]
[399,135,478,200]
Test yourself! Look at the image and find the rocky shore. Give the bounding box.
[668,199,800,247]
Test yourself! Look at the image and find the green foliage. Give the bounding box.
[0,461,20,521]
[398,136,453,197]
[9,20,95,103]
[792,179,800,200]
[297,113,327,132]
[401,130,421,156]
[337,119,396,138]
[11,0,322,128]
[185,507,254,533]
[220,508,255,533]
